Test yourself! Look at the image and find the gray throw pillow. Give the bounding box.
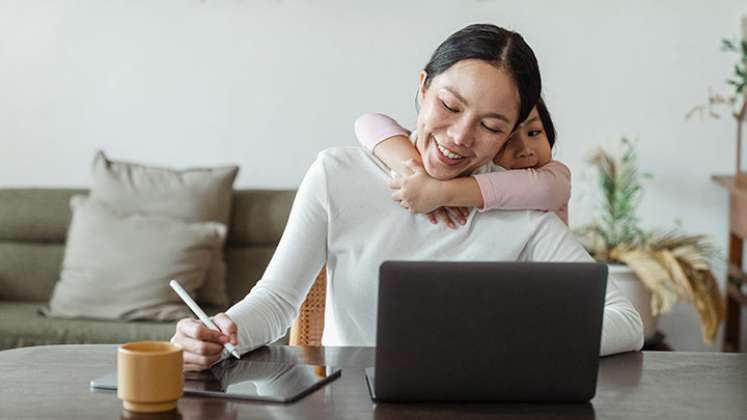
[90,151,239,307]
[46,196,226,321]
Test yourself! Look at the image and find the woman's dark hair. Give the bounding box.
[420,23,542,130]
[535,97,556,148]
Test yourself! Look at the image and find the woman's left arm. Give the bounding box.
[519,212,644,356]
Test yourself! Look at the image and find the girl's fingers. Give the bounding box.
[445,207,466,225]
[459,207,470,219]
[388,178,402,189]
[400,160,414,176]
[435,208,456,229]
[427,212,437,224]
[391,191,403,202]
[430,209,445,225]
[398,201,415,213]
[403,159,422,174]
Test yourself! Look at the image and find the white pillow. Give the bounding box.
[47,196,226,321]
[90,150,239,307]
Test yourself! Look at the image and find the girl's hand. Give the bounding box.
[427,207,469,229]
[389,159,447,214]
[388,160,469,228]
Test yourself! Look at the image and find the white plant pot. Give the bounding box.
[607,263,658,341]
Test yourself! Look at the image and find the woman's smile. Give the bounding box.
[434,137,467,164]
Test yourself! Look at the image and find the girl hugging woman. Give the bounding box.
[354,98,570,228]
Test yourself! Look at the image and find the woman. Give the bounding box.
[172,24,644,371]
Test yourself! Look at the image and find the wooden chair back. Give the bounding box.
[289,267,326,346]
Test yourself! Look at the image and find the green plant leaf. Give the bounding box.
[579,138,649,251]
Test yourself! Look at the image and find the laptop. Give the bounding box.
[365,261,608,402]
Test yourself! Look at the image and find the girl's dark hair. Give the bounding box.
[535,97,556,148]
[421,24,542,130]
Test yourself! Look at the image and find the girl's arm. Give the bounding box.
[391,161,571,225]
[355,113,470,227]
[390,171,484,211]
[354,113,420,176]
[473,161,571,213]
[354,115,571,217]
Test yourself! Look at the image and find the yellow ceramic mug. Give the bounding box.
[117,341,184,413]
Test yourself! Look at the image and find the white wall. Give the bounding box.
[1,0,746,351]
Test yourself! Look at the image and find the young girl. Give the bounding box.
[354,98,570,228]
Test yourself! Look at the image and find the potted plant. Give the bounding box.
[576,138,724,343]
[685,33,747,184]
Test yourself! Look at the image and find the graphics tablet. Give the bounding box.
[91,359,341,403]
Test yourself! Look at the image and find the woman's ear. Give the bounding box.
[417,70,428,105]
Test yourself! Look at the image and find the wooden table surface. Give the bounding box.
[0,345,745,419]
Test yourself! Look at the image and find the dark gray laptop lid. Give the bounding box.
[374,261,607,402]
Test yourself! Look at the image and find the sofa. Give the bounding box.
[0,188,296,350]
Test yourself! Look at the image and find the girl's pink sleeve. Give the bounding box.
[474,161,571,222]
[354,113,410,151]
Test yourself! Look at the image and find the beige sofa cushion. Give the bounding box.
[46,197,226,321]
[90,151,239,306]
[2,302,177,350]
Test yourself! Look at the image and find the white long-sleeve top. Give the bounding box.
[226,147,644,357]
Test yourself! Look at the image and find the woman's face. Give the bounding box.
[494,106,552,169]
[415,59,520,180]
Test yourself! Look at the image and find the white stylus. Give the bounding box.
[169,280,241,359]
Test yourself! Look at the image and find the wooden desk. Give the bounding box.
[0,345,745,419]
[713,175,747,352]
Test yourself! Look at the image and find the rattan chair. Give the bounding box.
[289,267,327,346]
